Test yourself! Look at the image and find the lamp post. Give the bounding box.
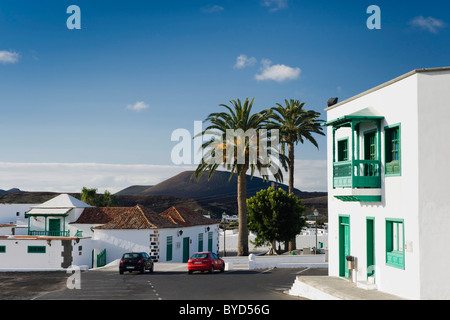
[314,209,319,254]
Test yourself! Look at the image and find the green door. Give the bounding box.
[367,218,375,280]
[339,216,350,278]
[166,236,173,261]
[207,232,213,252]
[183,237,190,263]
[48,219,60,236]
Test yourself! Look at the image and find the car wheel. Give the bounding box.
[140,265,145,274]
[209,265,214,274]
[119,270,124,275]
[220,265,225,272]
[150,264,154,273]
[188,270,193,274]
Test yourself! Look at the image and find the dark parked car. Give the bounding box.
[119,252,154,274]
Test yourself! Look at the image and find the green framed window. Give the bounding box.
[385,124,401,176]
[386,219,405,269]
[337,138,349,162]
[28,246,46,254]
[0,245,5,253]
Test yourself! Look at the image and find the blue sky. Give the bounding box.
[0,0,449,192]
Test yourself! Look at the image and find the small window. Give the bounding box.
[385,125,401,176]
[386,219,404,269]
[28,246,46,254]
[0,246,5,253]
[337,138,349,162]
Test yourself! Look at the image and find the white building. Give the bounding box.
[0,194,220,270]
[323,67,450,299]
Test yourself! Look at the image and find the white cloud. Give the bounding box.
[234,54,257,69]
[0,50,19,64]
[261,0,288,12]
[0,160,326,194]
[0,162,197,194]
[255,59,301,82]
[410,16,446,33]
[201,5,224,13]
[126,101,149,112]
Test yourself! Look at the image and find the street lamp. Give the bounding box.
[313,209,319,254]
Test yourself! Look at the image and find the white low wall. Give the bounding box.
[219,231,328,254]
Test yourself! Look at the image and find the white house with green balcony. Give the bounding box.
[26,194,92,238]
[324,67,450,300]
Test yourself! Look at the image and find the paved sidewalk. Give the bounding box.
[288,276,406,300]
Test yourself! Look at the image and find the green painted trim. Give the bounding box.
[337,137,349,162]
[0,245,5,253]
[335,195,381,202]
[366,217,376,280]
[338,215,350,278]
[384,123,402,177]
[27,246,46,254]
[385,218,405,270]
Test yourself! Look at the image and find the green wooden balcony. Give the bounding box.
[333,160,381,189]
[28,230,70,237]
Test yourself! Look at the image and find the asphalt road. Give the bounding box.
[0,266,327,301]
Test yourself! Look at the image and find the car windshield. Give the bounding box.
[123,253,140,259]
[190,253,208,259]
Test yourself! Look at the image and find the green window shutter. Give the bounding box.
[337,138,349,162]
[28,246,46,253]
[198,233,203,252]
[385,125,401,176]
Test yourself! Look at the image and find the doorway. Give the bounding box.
[339,215,350,278]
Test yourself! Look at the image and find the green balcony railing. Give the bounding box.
[28,230,70,237]
[333,160,381,188]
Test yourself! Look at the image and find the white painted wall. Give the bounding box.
[94,224,220,264]
[0,237,94,270]
[417,71,450,299]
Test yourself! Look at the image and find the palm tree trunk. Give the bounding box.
[237,168,249,256]
[288,142,297,251]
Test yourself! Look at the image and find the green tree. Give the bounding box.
[80,187,118,207]
[80,187,97,206]
[247,187,305,255]
[193,98,287,256]
[267,99,324,250]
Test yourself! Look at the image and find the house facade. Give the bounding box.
[0,194,220,270]
[324,67,450,299]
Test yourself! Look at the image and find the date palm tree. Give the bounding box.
[193,98,287,256]
[268,99,324,250]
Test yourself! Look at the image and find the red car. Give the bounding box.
[187,252,225,274]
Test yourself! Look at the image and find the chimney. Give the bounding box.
[327,97,339,107]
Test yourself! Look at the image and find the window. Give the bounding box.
[385,125,401,175]
[0,246,5,253]
[386,219,404,269]
[337,138,349,162]
[28,246,46,254]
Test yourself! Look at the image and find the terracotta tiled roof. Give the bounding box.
[72,207,120,224]
[73,205,218,230]
[159,206,219,228]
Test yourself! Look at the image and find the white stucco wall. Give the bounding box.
[417,71,450,299]
[0,237,94,270]
[94,224,220,264]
